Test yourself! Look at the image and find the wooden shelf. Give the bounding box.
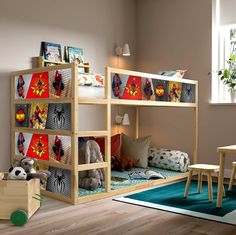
[78,98,108,104]
[14,155,73,170]
[43,59,90,68]
[14,127,73,136]
[13,98,73,104]
[78,130,108,137]
[78,162,108,171]
[111,99,197,107]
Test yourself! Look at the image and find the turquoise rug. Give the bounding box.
[115,180,236,225]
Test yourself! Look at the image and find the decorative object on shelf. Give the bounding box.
[7,167,27,180]
[115,43,131,56]
[41,41,62,62]
[52,136,64,161]
[15,104,29,127]
[168,81,182,102]
[112,73,122,97]
[152,79,168,101]
[29,104,48,129]
[181,83,195,103]
[52,70,65,96]
[17,132,25,156]
[16,75,25,98]
[46,167,71,196]
[115,113,130,125]
[143,78,154,100]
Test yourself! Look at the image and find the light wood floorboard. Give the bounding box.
[1,194,236,235]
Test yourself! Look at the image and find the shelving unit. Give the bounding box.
[11,64,198,204]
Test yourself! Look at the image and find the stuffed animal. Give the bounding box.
[7,167,27,180]
[0,172,4,180]
[111,155,139,172]
[14,157,51,184]
[79,140,105,190]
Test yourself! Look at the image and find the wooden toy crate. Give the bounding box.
[0,176,40,224]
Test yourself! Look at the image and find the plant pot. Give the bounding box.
[230,90,236,102]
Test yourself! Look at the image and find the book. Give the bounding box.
[111,176,129,185]
[66,46,84,72]
[128,170,166,180]
[168,81,182,102]
[42,41,62,62]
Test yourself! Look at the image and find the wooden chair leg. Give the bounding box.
[198,172,202,193]
[228,166,236,191]
[207,173,213,202]
[184,170,193,198]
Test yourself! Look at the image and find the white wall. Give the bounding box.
[0,0,136,171]
[136,0,236,171]
[220,0,236,25]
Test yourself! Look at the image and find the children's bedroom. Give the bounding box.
[1,0,236,234]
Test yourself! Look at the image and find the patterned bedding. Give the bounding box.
[148,147,190,172]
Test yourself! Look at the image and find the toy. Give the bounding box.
[52,135,64,161]
[79,140,105,190]
[7,167,27,180]
[17,75,25,98]
[111,155,139,172]
[14,157,51,184]
[53,70,64,96]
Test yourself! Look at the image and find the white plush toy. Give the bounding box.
[7,167,27,180]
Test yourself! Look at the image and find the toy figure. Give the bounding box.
[17,75,25,98]
[17,132,25,155]
[52,135,64,161]
[143,78,153,100]
[53,70,64,96]
[112,73,122,97]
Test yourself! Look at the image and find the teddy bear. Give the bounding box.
[7,166,27,180]
[111,155,139,172]
[79,140,105,191]
[13,157,51,184]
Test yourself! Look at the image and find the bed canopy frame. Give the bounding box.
[11,62,198,204]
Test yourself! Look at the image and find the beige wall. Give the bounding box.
[136,0,236,172]
[0,0,136,171]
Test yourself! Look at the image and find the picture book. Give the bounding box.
[42,41,62,62]
[181,83,195,103]
[168,81,182,102]
[152,79,168,101]
[128,170,166,180]
[29,104,48,129]
[15,104,30,128]
[66,46,84,73]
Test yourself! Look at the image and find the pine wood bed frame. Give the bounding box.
[11,62,198,204]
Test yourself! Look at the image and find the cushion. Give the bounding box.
[157,70,187,79]
[148,147,190,172]
[91,134,121,158]
[121,133,151,168]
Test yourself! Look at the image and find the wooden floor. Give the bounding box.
[1,193,236,235]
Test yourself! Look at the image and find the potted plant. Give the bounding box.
[218,54,236,98]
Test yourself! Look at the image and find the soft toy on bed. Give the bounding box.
[7,167,27,180]
[111,155,139,172]
[13,157,51,184]
[79,140,105,190]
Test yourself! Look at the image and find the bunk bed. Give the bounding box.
[11,61,198,204]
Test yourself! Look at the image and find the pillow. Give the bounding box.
[148,147,190,172]
[157,70,187,79]
[121,133,151,168]
[91,134,121,158]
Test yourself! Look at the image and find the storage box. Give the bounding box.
[0,176,40,220]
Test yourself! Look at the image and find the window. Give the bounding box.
[212,25,236,103]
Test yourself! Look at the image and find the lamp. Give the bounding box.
[115,113,130,125]
[115,43,131,56]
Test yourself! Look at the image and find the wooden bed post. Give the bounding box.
[193,82,199,164]
[135,107,139,139]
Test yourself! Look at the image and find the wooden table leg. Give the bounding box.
[198,172,202,193]
[184,170,193,198]
[228,165,236,191]
[217,152,225,208]
[207,173,213,202]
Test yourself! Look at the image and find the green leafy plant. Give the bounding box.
[218,54,236,91]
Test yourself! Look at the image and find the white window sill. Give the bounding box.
[209,102,236,106]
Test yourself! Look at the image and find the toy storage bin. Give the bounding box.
[0,176,40,225]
